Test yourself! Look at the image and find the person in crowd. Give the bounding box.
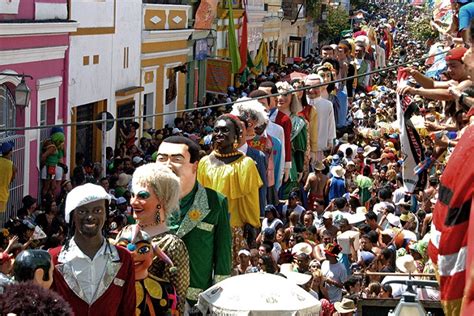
[130,163,189,314]
[232,249,251,275]
[48,183,136,315]
[156,136,232,306]
[321,243,347,303]
[0,142,15,222]
[40,130,66,200]
[305,161,328,210]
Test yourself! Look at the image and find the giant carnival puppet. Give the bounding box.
[115,224,178,316]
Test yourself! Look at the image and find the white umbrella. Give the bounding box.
[197,272,321,315]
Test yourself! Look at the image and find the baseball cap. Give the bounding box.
[65,183,111,223]
[132,156,144,165]
[172,127,182,135]
[116,197,127,205]
[445,47,468,63]
[1,142,13,155]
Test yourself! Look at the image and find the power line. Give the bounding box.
[0,49,447,133]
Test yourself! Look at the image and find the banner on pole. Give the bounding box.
[206,59,233,95]
[194,0,219,30]
[397,70,426,193]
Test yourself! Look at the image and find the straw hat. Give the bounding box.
[334,298,357,313]
[396,255,417,273]
[291,242,313,256]
[331,166,346,178]
[339,133,349,144]
[363,145,377,157]
[400,212,415,222]
[313,160,325,171]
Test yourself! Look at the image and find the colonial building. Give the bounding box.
[0,0,77,218]
[67,0,142,167]
[140,1,194,128]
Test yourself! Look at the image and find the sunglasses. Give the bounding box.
[131,190,151,200]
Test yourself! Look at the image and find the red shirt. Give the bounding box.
[50,243,136,316]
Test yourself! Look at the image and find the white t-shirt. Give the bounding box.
[261,218,284,231]
[272,242,282,264]
[282,204,306,220]
[321,260,348,303]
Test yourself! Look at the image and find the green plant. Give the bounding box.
[407,16,439,42]
[318,6,350,44]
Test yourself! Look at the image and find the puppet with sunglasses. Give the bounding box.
[115,224,178,315]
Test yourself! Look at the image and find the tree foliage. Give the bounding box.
[407,16,439,42]
[318,6,350,44]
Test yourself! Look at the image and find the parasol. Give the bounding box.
[197,273,321,315]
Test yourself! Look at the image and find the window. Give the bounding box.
[143,93,154,120]
[40,100,47,126]
[0,84,16,137]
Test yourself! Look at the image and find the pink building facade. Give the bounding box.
[0,0,77,219]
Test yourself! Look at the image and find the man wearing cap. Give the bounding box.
[49,183,135,315]
[232,249,251,275]
[321,243,347,303]
[0,142,16,219]
[156,136,232,306]
[398,47,470,102]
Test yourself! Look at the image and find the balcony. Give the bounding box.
[143,3,191,31]
[281,0,305,20]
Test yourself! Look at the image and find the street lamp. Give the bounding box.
[0,73,33,109]
[15,77,31,109]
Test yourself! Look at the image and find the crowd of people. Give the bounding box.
[1,1,474,315]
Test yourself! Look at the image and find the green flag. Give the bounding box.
[227,0,241,74]
[246,49,254,68]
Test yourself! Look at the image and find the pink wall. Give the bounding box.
[1,50,68,199]
[0,34,68,50]
[0,0,67,21]
[0,0,71,199]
